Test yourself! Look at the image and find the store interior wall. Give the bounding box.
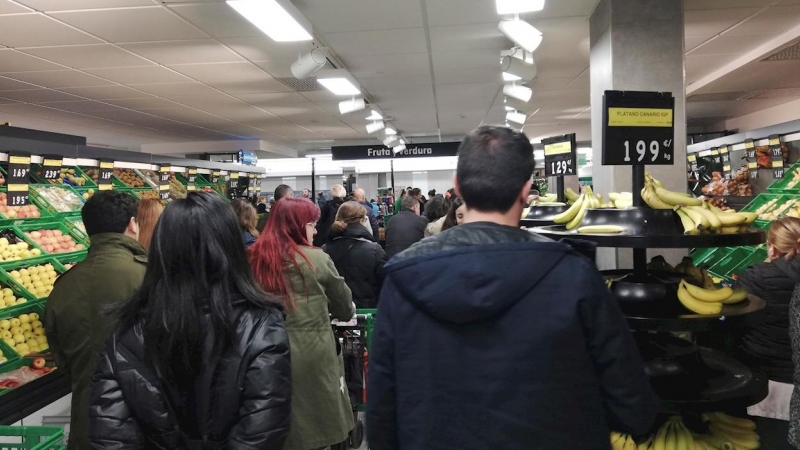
[708,97,800,135]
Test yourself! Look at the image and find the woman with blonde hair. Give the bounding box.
[232,198,259,248]
[136,198,164,253]
[324,201,387,308]
[726,216,800,446]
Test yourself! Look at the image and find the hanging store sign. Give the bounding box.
[41,156,62,181]
[187,167,197,192]
[159,165,170,201]
[602,90,674,165]
[7,153,30,206]
[542,133,577,177]
[98,160,114,191]
[331,142,460,160]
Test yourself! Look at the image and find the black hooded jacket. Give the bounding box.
[366,222,659,450]
[323,223,387,309]
[88,299,291,449]
[314,197,344,247]
[734,256,800,383]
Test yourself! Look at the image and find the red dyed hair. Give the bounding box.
[249,197,320,310]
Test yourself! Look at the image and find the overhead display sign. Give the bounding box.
[42,156,62,181]
[602,90,675,165]
[542,133,577,177]
[98,160,114,191]
[331,142,460,160]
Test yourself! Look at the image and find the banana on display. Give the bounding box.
[677,280,748,315]
[611,413,757,450]
[577,225,625,234]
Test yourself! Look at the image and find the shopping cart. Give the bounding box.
[332,309,376,450]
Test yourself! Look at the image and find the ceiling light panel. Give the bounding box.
[316,69,361,96]
[226,0,313,42]
[496,0,545,15]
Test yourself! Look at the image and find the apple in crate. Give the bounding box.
[0,193,41,219]
[24,229,84,254]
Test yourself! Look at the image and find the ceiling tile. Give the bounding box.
[59,84,153,99]
[299,0,422,33]
[120,40,244,65]
[529,77,577,91]
[359,70,432,89]
[126,82,220,97]
[685,0,776,9]
[433,67,499,85]
[234,92,311,106]
[685,35,710,52]
[169,61,270,83]
[3,70,113,88]
[371,86,435,107]
[432,49,499,71]
[436,82,499,106]
[345,53,430,76]
[51,7,207,42]
[323,29,427,56]
[16,0,155,11]
[84,66,191,84]
[20,44,152,69]
[0,89,83,102]
[685,53,734,85]
[105,97,181,109]
[208,79,292,94]
[0,97,17,105]
[429,23,508,51]
[37,100,122,113]
[689,32,780,56]
[220,37,314,62]
[684,8,763,37]
[168,3,263,39]
[0,49,65,72]
[136,106,223,125]
[250,60,298,79]
[695,59,800,94]
[425,0,496,26]
[165,93,243,109]
[727,5,800,34]
[0,14,99,47]
[0,1,31,14]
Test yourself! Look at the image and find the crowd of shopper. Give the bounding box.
[37,124,800,450]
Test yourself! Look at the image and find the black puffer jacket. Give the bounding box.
[314,197,344,247]
[324,223,387,308]
[88,299,291,449]
[734,256,800,384]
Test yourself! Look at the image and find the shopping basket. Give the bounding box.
[0,425,65,450]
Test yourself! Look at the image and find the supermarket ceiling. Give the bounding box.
[0,0,797,151]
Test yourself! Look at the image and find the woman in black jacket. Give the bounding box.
[89,193,291,449]
[324,201,387,308]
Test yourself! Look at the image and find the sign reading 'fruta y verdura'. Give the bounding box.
[331,142,460,160]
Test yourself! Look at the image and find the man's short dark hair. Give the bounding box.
[81,191,138,237]
[409,188,421,197]
[456,125,534,212]
[275,184,293,201]
[401,196,419,211]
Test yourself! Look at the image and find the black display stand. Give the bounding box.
[0,371,70,424]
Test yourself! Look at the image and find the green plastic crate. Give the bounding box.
[0,425,65,450]
[62,216,87,243]
[691,247,717,266]
[112,169,148,189]
[29,185,85,217]
[29,165,97,190]
[740,193,789,214]
[727,246,768,280]
[0,334,21,370]
[0,230,49,270]
[696,247,734,271]
[767,162,800,193]
[0,303,48,359]
[194,173,214,187]
[52,252,87,268]
[708,247,756,279]
[14,221,88,257]
[0,258,66,302]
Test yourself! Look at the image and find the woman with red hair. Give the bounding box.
[249,197,355,450]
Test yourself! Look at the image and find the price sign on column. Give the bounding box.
[602,90,674,165]
[187,167,197,192]
[42,156,62,181]
[744,139,757,179]
[7,154,30,206]
[98,160,114,191]
[159,165,170,201]
[542,133,577,177]
[768,135,783,179]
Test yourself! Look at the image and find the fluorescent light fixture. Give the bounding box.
[384,126,397,135]
[338,97,366,114]
[227,0,312,42]
[291,48,327,78]
[499,19,543,53]
[506,110,527,124]
[316,69,361,96]
[503,83,532,102]
[503,71,521,82]
[366,121,385,134]
[393,144,407,153]
[496,0,545,15]
[305,152,332,159]
[366,110,383,121]
[501,55,537,81]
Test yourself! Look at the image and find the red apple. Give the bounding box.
[32,357,45,369]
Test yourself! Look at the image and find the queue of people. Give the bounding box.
[37,124,800,450]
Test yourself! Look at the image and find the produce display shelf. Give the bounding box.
[706,247,754,279]
[740,193,791,215]
[0,371,69,426]
[0,424,66,450]
[531,225,765,248]
[111,169,150,190]
[766,161,800,193]
[0,262,64,306]
[520,204,568,227]
[727,246,767,280]
[52,251,87,267]
[62,215,87,243]
[0,304,48,361]
[29,165,97,190]
[622,295,766,332]
[14,221,88,260]
[29,185,85,218]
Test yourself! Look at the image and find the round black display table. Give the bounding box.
[520,204,568,227]
[531,225,765,249]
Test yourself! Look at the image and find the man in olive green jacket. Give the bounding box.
[45,191,146,450]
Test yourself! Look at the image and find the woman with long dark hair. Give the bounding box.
[423,195,449,237]
[250,197,355,450]
[442,197,466,231]
[88,193,291,449]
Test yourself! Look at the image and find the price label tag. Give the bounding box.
[98,160,114,191]
[7,154,30,206]
[748,160,759,179]
[744,139,756,159]
[602,90,674,165]
[159,165,170,200]
[212,170,221,184]
[187,167,197,192]
[42,156,62,181]
[542,133,577,177]
[773,158,785,179]
[687,154,698,173]
[710,147,721,165]
[228,172,239,191]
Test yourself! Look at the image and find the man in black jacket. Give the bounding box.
[384,196,428,259]
[354,187,379,238]
[366,126,659,450]
[314,184,346,246]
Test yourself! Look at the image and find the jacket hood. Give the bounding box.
[385,224,575,324]
[773,255,800,283]
[329,222,373,242]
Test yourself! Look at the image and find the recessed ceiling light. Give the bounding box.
[227,0,312,42]
[496,0,545,15]
[499,19,543,53]
[503,83,532,102]
[316,69,361,96]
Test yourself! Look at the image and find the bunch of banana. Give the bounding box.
[700,267,716,290]
[677,280,748,315]
[610,432,637,450]
[703,412,759,450]
[538,193,559,203]
[577,225,625,234]
[674,256,704,285]
[647,255,674,272]
[650,416,694,450]
[565,188,580,204]
[609,192,633,209]
[554,187,598,230]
